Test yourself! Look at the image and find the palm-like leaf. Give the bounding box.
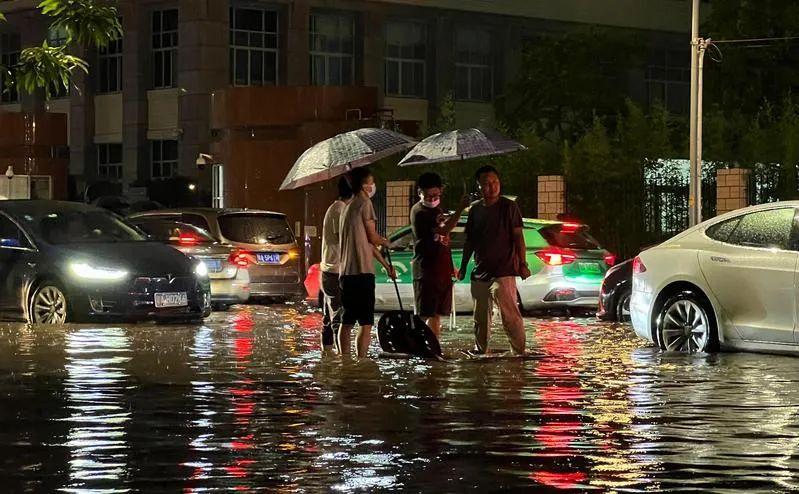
[12,41,88,98]
[39,0,122,48]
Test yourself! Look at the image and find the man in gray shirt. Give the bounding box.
[338,167,394,357]
[458,165,531,355]
[319,177,353,353]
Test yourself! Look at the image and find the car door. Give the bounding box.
[698,207,798,344]
[0,213,37,315]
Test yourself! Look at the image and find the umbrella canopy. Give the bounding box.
[280,128,417,190]
[398,128,525,167]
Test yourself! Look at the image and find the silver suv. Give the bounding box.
[128,208,303,302]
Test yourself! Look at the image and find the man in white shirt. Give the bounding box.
[319,177,352,352]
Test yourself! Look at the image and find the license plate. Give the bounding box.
[203,259,223,272]
[256,253,281,264]
[579,262,601,274]
[154,292,188,308]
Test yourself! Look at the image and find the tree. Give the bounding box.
[1,0,122,99]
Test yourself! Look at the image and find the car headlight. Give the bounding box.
[194,261,209,278]
[69,262,128,281]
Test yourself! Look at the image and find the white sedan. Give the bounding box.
[631,201,799,354]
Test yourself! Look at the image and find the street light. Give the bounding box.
[5,165,14,181]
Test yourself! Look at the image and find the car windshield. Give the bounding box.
[134,220,216,244]
[539,224,601,250]
[218,213,295,245]
[35,210,147,244]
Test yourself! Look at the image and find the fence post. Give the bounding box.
[385,180,416,234]
[715,168,751,216]
[537,175,566,220]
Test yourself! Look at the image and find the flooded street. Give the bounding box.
[1,305,799,492]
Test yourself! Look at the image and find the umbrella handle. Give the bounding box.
[384,248,405,313]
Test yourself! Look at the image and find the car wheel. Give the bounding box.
[30,281,69,324]
[615,289,631,323]
[655,290,718,353]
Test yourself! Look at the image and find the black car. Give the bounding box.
[0,201,211,324]
[596,258,633,322]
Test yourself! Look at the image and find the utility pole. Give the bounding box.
[688,0,701,226]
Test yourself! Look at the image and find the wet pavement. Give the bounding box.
[1,305,799,492]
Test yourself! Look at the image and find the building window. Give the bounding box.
[646,49,690,114]
[454,28,492,102]
[152,9,178,89]
[1,33,20,104]
[385,21,426,98]
[47,26,70,98]
[97,143,123,181]
[229,6,278,86]
[98,34,123,93]
[309,12,354,86]
[151,140,178,179]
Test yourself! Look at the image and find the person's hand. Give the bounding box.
[452,268,459,280]
[387,266,398,280]
[457,268,466,281]
[519,264,532,280]
[381,237,391,248]
[459,194,472,210]
[439,234,450,247]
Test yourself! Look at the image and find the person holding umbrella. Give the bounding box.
[457,165,531,356]
[319,176,354,353]
[338,167,396,357]
[411,172,469,338]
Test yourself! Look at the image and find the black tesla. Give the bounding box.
[0,201,211,323]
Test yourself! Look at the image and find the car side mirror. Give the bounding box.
[0,238,21,248]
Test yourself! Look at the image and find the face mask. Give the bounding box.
[421,197,441,209]
[365,183,376,198]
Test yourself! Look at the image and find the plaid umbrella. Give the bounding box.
[280,128,417,190]
[398,128,525,166]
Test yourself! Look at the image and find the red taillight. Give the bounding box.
[604,253,617,266]
[632,256,646,274]
[561,222,581,234]
[536,248,577,266]
[178,233,199,246]
[228,250,251,268]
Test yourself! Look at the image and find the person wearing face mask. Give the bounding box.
[338,167,396,357]
[410,172,470,338]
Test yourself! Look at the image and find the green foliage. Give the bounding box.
[0,0,121,98]
[14,41,88,98]
[39,0,122,49]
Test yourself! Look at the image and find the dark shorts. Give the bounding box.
[414,278,453,317]
[340,274,376,326]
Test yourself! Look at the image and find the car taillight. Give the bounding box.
[632,256,646,274]
[536,248,577,266]
[288,248,301,261]
[228,250,251,268]
[604,253,617,266]
[178,233,199,246]
[561,222,581,234]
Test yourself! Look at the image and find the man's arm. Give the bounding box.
[436,195,471,235]
[365,218,389,248]
[513,227,531,279]
[372,245,396,279]
[458,240,473,281]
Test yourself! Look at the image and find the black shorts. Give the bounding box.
[414,278,453,317]
[340,274,376,326]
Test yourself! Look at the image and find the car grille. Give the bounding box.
[132,276,194,294]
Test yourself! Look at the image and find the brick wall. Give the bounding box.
[716,168,750,215]
[537,175,566,220]
[386,180,415,233]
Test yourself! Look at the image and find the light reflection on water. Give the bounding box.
[1,307,799,492]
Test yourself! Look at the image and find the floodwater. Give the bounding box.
[1,305,799,493]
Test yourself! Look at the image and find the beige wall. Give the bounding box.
[0,103,22,113]
[93,93,123,143]
[383,96,429,129]
[371,0,695,32]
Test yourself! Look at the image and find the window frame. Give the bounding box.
[645,48,690,114]
[152,9,179,89]
[384,20,426,98]
[703,207,799,252]
[229,5,279,87]
[454,27,493,102]
[96,143,123,181]
[0,212,36,251]
[309,11,355,86]
[1,33,21,104]
[97,33,123,94]
[150,140,179,180]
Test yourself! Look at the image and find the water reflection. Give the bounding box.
[61,327,132,493]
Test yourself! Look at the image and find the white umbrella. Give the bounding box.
[398,128,525,167]
[280,128,417,190]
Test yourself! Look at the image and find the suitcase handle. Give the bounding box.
[384,248,405,313]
